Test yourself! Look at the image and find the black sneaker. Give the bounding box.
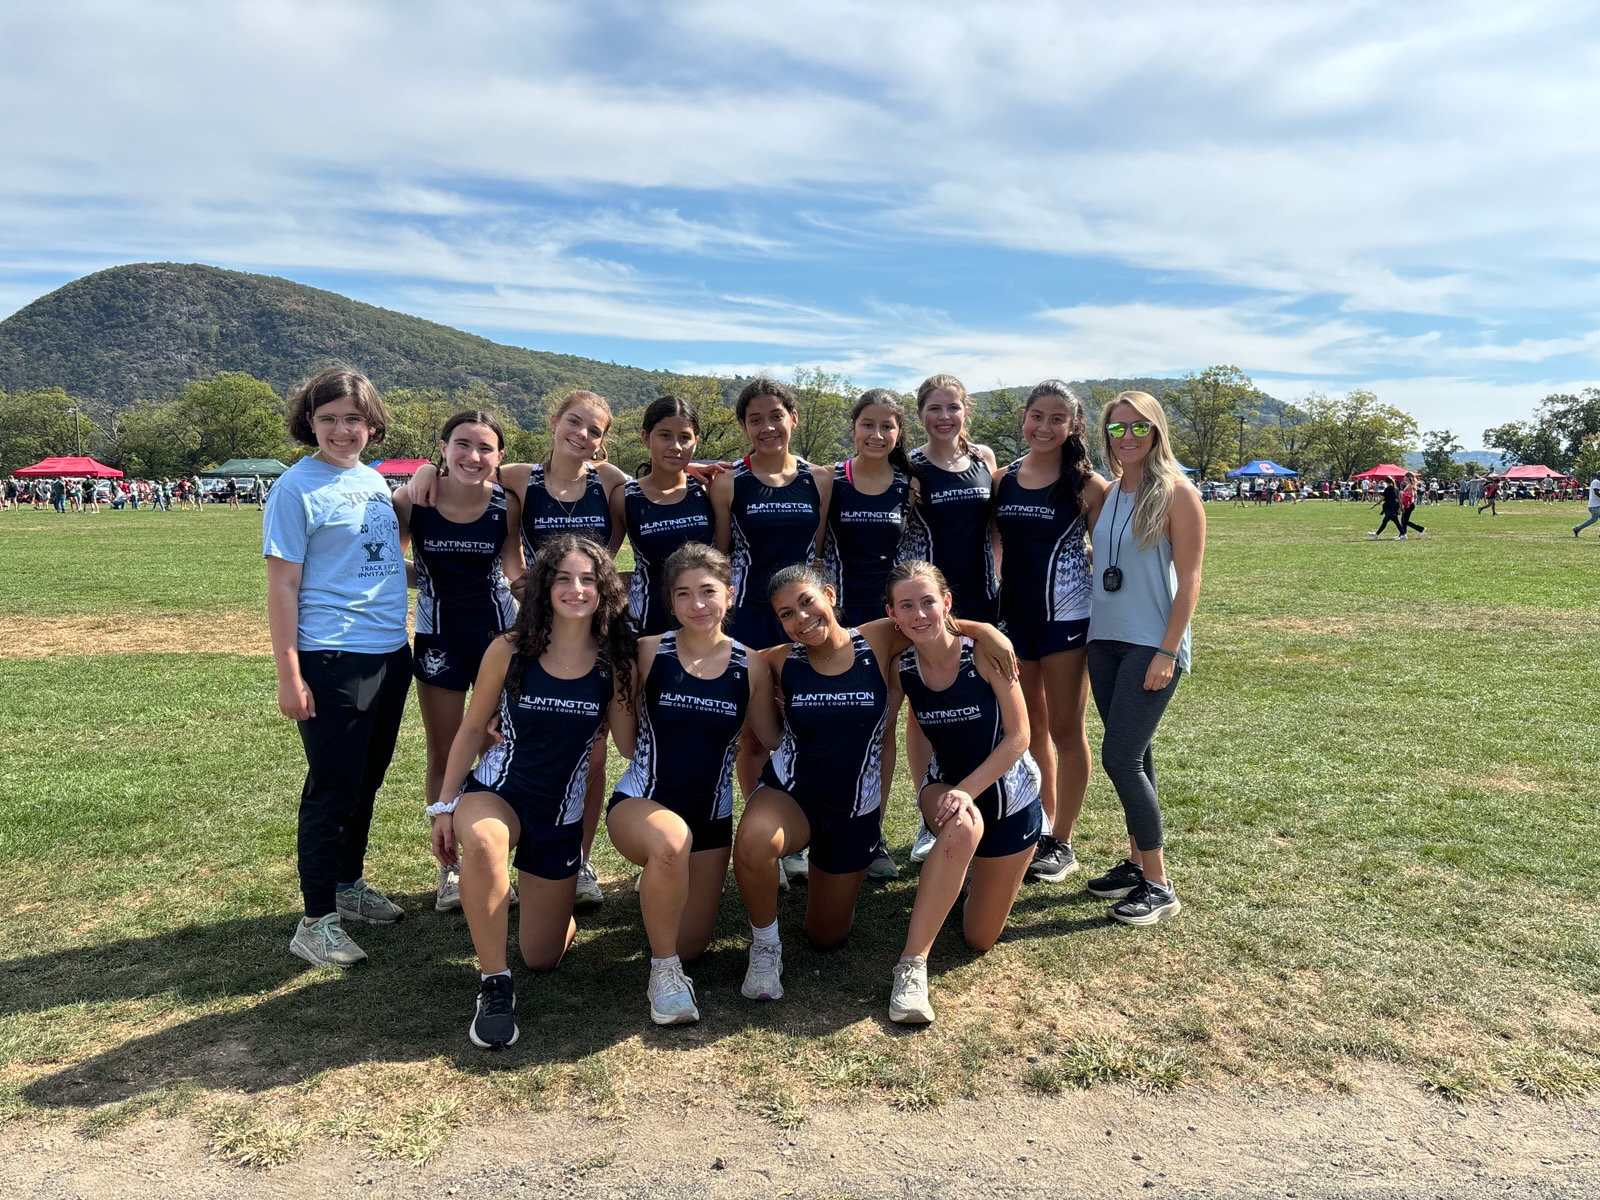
[1024,835,1078,883]
[1085,858,1144,899]
[468,975,519,1049]
[1108,880,1181,926]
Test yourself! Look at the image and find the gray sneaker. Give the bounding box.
[648,961,701,1025]
[435,864,461,913]
[909,821,937,865]
[335,878,404,924]
[574,859,603,909]
[289,913,367,968]
[866,839,899,880]
[889,959,935,1024]
[741,940,784,1001]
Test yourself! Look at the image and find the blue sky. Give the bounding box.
[3,0,1597,438]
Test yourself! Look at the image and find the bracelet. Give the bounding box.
[1152,647,1178,660]
[424,797,459,818]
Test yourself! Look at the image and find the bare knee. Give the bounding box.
[649,826,692,873]
[459,822,508,866]
[805,924,851,951]
[963,926,1001,954]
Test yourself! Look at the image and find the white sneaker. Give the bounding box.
[909,821,937,865]
[435,864,461,912]
[1367,531,1378,538]
[575,859,603,909]
[776,860,789,892]
[780,850,809,884]
[1395,534,1407,540]
[741,940,784,1001]
[648,962,701,1025]
[289,913,367,968]
[889,959,935,1024]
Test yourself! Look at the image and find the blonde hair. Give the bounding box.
[1101,391,1183,549]
[548,389,613,463]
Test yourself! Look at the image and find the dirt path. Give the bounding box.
[4,1071,1595,1199]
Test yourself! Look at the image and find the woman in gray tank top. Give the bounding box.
[1082,391,1205,926]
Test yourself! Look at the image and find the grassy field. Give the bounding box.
[1,497,1597,1166]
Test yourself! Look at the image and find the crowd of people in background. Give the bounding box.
[0,473,269,511]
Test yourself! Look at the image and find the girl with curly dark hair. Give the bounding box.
[428,535,637,1049]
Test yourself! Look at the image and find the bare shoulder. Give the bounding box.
[973,443,998,472]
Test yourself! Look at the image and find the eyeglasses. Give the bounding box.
[313,414,370,431]
[1106,421,1152,438]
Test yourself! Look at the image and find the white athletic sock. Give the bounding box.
[650,955,681,971]
[750,920,780,946]
[1040,811,1055,837]
[898,954,927,967]
[480,969,512,982]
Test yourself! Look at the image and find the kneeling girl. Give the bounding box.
[884,560,1040,1024]
[429,535,636,1050]
[607,543,782,1025]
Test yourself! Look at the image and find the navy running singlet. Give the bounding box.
[623,476,714,635]
[821,460,911,618]
[905,446,997,619]
[411,484,518,635]
[728,459,821,610]
[613,633,750,821]
[993,461,1091,626]
[760,629,889,817]
[521,463,612,559]
[466,653,611,825]
[897,638,1040,817]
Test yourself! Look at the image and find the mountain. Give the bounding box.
[0,263,689,421]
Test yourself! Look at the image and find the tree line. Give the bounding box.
[4,366,1594,483]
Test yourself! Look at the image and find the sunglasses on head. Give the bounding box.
[1106,421,1152,438]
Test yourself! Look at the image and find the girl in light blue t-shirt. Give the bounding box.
[263,368,411,970]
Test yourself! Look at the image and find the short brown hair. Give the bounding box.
[286,368,390,448]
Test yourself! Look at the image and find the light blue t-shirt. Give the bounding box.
[262,457,409,653]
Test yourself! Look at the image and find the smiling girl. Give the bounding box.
[607,543,783,1025]
[264,368,411,969]
[623,396,716,636]
[884,560,1039,1024]
[428,535,637,1049]
[392,410,524,913]
[992,380,1109,887]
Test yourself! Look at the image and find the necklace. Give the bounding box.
[1102,485,1137,593]
[543,463,589,521]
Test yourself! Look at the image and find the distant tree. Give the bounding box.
[1570,434,1600,485]
[1304,389,1418,480]
[1483,388,1600,472]
[1166,366,1261,478]
[1257,400,1314,475]
[178,372,285,466]
[789,368,854,465]
[115,401,202,478]
[0,386,96,474]
[1420,429,1465,482]
[966,386,1026,463]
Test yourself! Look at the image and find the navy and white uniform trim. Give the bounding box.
[897,638,1039,817]
[521,462,612,560]
[820,460,912,613]
[728,458,821,609]
[411,483,517,636]
[614,633,749,820]
[993,461,1091,623]
[623,475,715,634]
[761,628,889,818]
[904,446,997,614]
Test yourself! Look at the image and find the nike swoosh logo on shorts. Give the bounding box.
[566,856,580,867]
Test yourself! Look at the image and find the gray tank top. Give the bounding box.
[1087,485,1191,672]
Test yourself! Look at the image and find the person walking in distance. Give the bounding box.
[1573,471,1600,537]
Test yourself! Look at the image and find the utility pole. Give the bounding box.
[68,406,82,456]
[1237,414,1247,464]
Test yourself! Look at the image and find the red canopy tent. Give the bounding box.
[1350,463,1407,481]
[12,455,123,478]
[367,457,430,476]
[1499,464,1571,481]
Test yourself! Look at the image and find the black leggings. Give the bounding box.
[1374,511,1403,536]
[1086,640,1180,852]
[295,645,413,917]
[1400,505,1424,534]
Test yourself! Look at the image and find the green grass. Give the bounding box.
[2,497,1598,1163]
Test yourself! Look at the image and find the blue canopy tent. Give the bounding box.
[1178,463,1198,475]
[1225,459,1298,478]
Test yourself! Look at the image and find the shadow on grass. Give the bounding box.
[11,868,1108,1108]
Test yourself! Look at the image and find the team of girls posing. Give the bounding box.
[264,370,1205,1048]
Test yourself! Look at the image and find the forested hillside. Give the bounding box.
[0,263,686,423]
